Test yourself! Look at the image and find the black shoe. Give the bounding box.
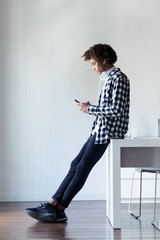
[26,203,56,222]
[56,208,68,223]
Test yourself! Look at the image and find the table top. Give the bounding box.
[110,138,160,147]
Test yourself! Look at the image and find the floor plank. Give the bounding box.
[0,201,160,239]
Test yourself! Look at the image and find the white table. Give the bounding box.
[106,138,160,229]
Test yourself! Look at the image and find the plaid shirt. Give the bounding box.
[88,67,130,144]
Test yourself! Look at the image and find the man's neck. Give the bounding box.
[105,64,114,71]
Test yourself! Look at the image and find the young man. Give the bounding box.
[26,43,130,223]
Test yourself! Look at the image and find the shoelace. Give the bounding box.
[37,203,48,209]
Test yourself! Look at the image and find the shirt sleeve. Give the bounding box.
[88,77,129,118]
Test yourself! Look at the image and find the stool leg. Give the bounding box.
[128,171,134,214]
[152,173,159,229]
[129,170,142,219]
[153,173,157,222]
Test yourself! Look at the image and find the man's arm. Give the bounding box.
[88,78,129,117]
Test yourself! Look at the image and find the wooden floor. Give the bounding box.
[0,201,160,240]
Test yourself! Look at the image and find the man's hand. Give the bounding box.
[76,101,91,113]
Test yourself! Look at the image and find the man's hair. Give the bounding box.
[82,43,117,65]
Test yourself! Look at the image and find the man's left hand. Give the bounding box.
[77,101,91,113]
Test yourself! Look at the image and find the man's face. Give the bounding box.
[89,58,104,75]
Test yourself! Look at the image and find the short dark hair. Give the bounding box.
[82,43,117,65]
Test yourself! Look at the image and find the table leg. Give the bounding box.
[106,142,121,229]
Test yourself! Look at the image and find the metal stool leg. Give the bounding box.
[128,171,134,214]
[128,170,142,219]
[151,173,160,230]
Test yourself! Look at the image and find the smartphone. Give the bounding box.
[73,99,80,103]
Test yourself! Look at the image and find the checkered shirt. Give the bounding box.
[88,67,130,144]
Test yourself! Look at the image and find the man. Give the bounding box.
[26,43,130,223]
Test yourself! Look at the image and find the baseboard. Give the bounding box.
[121,198,160,203]
[1,193,159,203]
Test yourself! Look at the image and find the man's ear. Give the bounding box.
[103,60,107,65]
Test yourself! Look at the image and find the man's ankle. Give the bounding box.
[49,199,58,206]
[57,204,65,210]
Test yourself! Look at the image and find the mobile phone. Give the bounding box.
[73,99,80,103]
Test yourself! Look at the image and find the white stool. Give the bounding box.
[128,168,160,230]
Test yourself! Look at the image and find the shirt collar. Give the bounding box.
[99,66,116,81]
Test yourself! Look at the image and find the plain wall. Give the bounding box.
[0,0,160,202]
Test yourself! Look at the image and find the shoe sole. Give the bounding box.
[26,210,56,223]
[56,217,68,223]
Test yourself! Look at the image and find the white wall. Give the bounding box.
[0,0,160,202]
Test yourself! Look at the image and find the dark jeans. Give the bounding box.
[52,134,110,208]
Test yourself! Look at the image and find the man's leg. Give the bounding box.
[53,135,110,208]
[26,134,109,222]
[51,135,95,204]
[26,135,95,222]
